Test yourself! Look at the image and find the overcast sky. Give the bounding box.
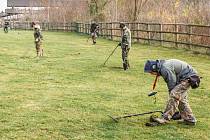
[0,0,7,12]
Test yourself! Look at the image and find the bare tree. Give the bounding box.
[88,0,111,21]
[17,0,210,24]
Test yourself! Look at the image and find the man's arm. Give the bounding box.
[161,69,177,92]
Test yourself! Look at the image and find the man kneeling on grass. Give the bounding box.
[144,59,201,126]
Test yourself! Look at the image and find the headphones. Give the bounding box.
[145,60,161,73]
[151,64,157,72]
[152,60,161,72]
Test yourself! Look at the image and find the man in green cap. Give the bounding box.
[118,23,131,70]
[4,22,9,33]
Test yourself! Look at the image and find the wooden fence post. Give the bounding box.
[85,23,86,34]
[104,23,106,38]
[76,22,78,32]
[147,23,151,45]
[101,23,104,37]
[57,23,58,32]
[81,23,83,33]
[188,25,192,49]
[83,23,84,33]
[175,24,179,48]
[88,23,90,34]
[137,23,140,43]
[110,23,113,40]
[160,23,163,46]
[87,23,89,34]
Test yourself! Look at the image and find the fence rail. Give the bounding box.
[5,21,210,53]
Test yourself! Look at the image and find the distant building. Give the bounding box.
[7,0,88,8]
[5,0,89,22]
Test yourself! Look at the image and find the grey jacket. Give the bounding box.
[157,59,198,91]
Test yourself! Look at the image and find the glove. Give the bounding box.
[118,42,121,46]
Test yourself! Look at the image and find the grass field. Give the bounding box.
[0,30,210,140]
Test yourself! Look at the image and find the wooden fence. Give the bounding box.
[6,22,210,54]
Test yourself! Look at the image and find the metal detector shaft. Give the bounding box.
[115,110,163,120]
[103,45,119,66]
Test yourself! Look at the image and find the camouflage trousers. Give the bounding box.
[122,45,130,68]
[35,41,43,57]
[91,32,97,44]
[163,80,196,122]
[4,27,8,33]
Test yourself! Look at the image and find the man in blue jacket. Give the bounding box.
[144,59,200,126]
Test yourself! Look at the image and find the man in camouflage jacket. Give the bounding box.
[90,22,99,45]
[33,24,43,57]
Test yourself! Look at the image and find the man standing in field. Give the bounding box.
[4,22,9,33]
[90,22,99,45]
[33,23,43,57]
[118,23,131,70]
[144,59,201,126]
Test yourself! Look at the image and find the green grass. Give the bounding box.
[0,30,210,140]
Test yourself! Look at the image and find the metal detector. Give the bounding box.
[103,45,119,66]
[147,75,159,103]
[108,110,163,123]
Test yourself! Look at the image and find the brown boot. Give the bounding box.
[146,115,168,127]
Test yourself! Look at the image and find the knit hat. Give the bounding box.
[119,22,126,28]
[144,60,158,73]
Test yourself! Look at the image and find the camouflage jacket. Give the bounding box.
[34,30,43,42]
[90,23,99,33]
[157,59,198,91]
[121,26,131,48]
[4,23,9,28]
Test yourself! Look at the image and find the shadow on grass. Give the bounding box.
[20,56,46,59]
[20,56,31,59]
[20,52,81,59]
[107,66,123,70]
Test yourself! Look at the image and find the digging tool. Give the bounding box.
[103,44,119,66]
[147,75,159,103]
[108,110,163,123]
